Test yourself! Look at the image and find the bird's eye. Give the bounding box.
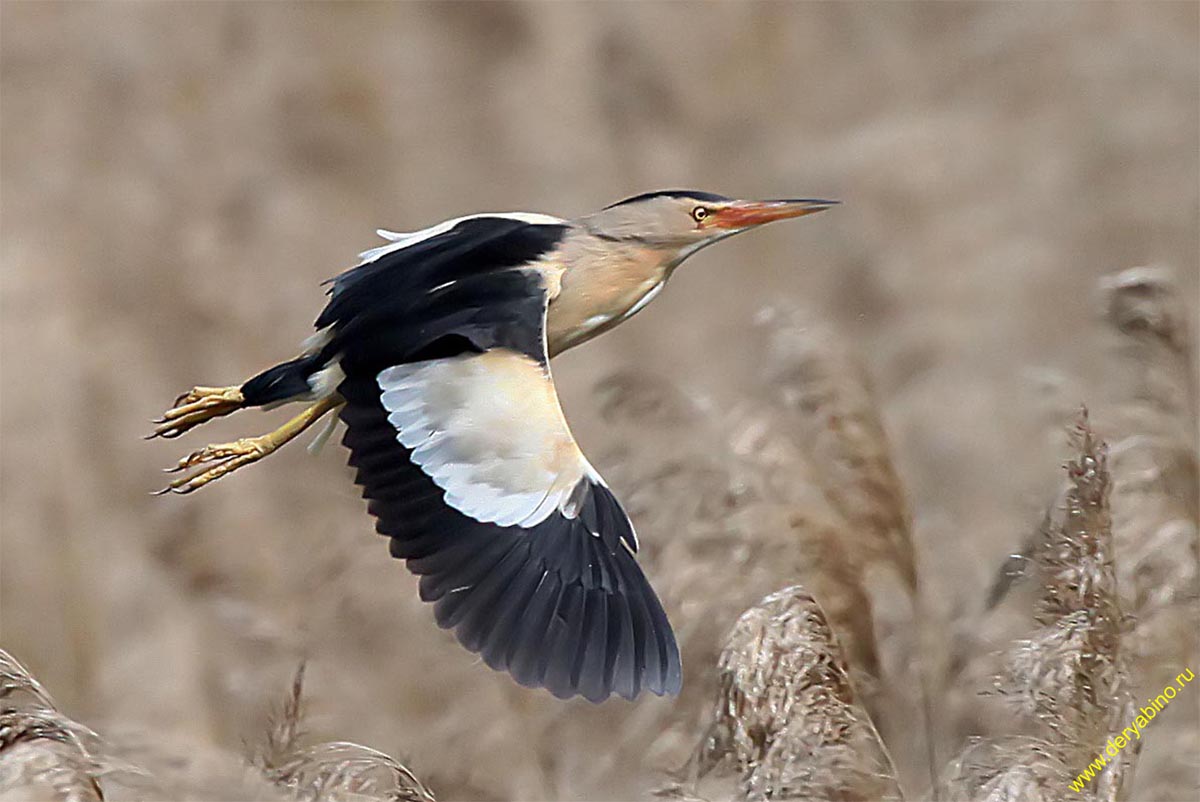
[691,206,709,223]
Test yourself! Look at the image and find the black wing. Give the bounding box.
[315,216,568,373]
[324,217,682,702]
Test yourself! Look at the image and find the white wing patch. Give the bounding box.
[358,213,566,265]
[377,350,595,528]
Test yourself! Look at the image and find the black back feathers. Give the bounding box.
[317,217,567,332]
[314,217,567,376]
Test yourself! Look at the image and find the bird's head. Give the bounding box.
[582,190,837,266]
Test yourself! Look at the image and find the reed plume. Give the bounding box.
[937,736,1069,802]
[683,585,902,802]
[761,314,917,592]
[994,411,1136,801]
[249,662,436,802]
[0,649,105,802]
[1098,267,1198,676]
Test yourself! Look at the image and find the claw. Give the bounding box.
[152,395,343,496]
[149,385,245,439]
[160,437,272,494]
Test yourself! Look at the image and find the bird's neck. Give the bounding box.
[544,234,676,357]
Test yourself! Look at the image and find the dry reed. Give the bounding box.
[0,649,435,802]
[249,662,436,802]
[595,317,937,801]
[1100,266,1197,430]
[978,411,1136,802]
[1094,266,1199,801]
[1097,267,1199,680]
[759,313,917,593]
[0,649,105,802]
[754,311,938,795]
[682,585,902,802]
[936,736,1070,802]
[937,266,1198,802]
[1009,414,1126,732]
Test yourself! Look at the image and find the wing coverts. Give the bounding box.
[377,351,593,529]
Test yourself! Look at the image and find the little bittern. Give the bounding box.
[151,190,836,702]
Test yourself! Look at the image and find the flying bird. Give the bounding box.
[151,190,836,703]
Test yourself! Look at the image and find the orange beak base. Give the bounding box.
[711,198,839,229]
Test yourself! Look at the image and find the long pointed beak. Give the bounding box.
[711,198,839,229]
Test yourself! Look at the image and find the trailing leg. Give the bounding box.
[157,395,343,494]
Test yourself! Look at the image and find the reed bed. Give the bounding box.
[3,265,1196,801]
[0,650,432,802]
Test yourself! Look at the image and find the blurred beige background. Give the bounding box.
[2,2,1197,800]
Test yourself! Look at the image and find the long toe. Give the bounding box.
[148,386,245,439]
[158,437,270,494]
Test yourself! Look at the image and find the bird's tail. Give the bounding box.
[240,354,325,407]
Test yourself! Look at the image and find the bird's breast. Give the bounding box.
[545,247,669,357]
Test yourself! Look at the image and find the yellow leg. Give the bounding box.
[157,396,343,495]
[149,385,246,439]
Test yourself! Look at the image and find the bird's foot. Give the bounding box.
[148,385,245,439]
[157,435,275,494]
[153,396,342,495]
